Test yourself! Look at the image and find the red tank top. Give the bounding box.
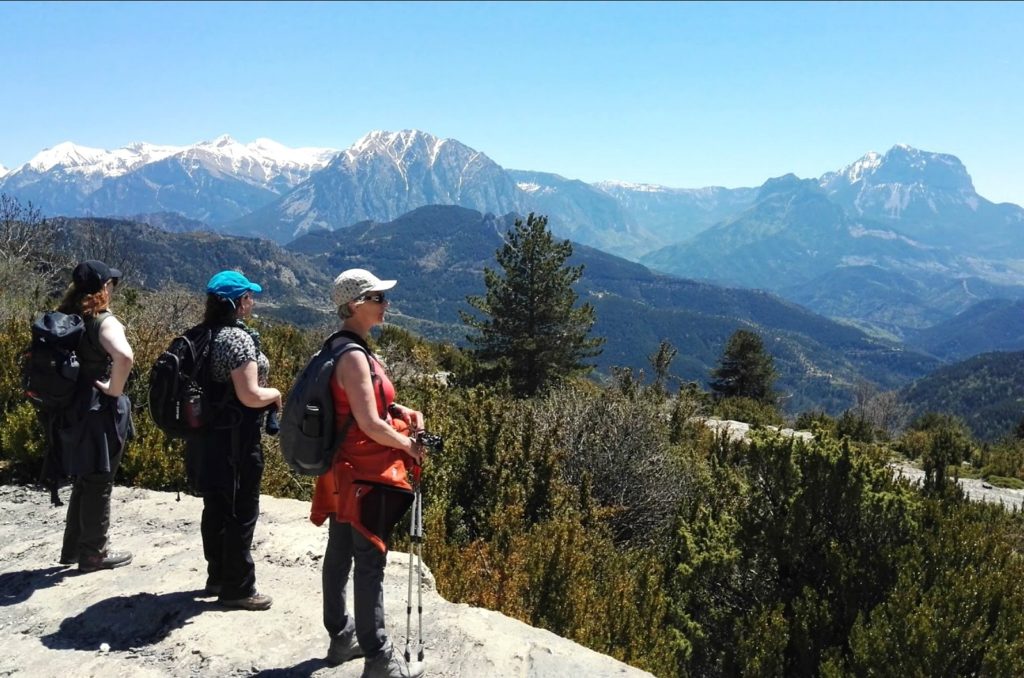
[310,350,414,540]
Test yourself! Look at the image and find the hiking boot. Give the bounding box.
[219,591,273,611]
[79,551,133,573]
[58,552,78,566]
[204,582,222,596]
[326,630,364,666]
[362,641,424,678]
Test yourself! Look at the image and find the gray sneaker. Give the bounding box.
[362,641,424,678]
[326,630,364,666]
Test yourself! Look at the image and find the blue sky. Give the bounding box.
[3,1,1023,203]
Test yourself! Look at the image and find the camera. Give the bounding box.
[265,404,280,436]
[414,430,443,453]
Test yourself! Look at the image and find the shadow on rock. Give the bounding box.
[250,658,329,677]
[41,589,215,651]
[0,566,71,607]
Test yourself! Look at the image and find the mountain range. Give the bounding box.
[4,130,1024,358]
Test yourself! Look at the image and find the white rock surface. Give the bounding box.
[889,462,1024,510]
[0,484,651,678]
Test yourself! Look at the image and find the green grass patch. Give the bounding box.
[985,475,1024,490]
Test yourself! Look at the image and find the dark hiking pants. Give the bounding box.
[323,519,388,654]
[200,450,263,599]
[60,449,123,560]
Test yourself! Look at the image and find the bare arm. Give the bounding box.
[230,361,282,410]
[335,351,424,464]
[95,316,134,397]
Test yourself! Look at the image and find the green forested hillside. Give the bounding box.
[900,350,1024,441]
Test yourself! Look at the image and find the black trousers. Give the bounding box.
[196,412,264,600]
[60,394,131,561]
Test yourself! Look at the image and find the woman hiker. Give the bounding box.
[310,268,427,678]
[186,270,282,610]
[57,259,134,573]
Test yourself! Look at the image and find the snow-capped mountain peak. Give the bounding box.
[27,141,112,172]
[0,164,8,179]
[24,141,183,176]
[838,151,883,184]
[347,129,447,163]
[595,180,671,193]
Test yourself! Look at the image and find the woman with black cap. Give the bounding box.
[187,270,282,611]
[57,259,135,573]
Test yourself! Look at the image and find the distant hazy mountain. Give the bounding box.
[640,164,1024,343]
[595,181,758,246]
[0,136,337,222]
[820,144,1024,256]
[781,266,1024,340]
[129,212,211,233]
[508,170,656,258]
[640,174,961,288]
[902,298,1024,361]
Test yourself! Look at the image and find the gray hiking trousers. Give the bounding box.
[323,518,387,654]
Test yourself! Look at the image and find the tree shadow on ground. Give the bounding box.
[0,566,72,607]
[40,589,216,651]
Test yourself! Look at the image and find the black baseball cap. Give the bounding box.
[72,260,122,294]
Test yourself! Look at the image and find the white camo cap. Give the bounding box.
[332,268,397,307]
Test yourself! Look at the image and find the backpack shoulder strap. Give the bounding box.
[328,338,386,421]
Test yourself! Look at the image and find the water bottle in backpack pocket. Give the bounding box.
[280,333,374,476]
[149,324,216,438]
[21,311,86,412]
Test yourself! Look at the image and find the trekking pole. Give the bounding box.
[405,462,424,662]
[414,479,424,661]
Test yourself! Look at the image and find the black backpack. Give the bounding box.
[148,323,218,438]
[21,311,86,413]
[280,331,377,476]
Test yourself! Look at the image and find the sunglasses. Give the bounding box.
[360,293,387,304]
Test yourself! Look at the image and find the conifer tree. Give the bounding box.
[461,213,604,397]
[708,329,778,404]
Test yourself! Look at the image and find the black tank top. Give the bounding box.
[78,310,113,384]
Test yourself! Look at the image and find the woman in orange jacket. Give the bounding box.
[310,268,426,678]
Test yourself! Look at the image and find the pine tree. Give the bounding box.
[709,329,778,405]
[460,213,604,397]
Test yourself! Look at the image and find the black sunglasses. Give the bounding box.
[360,293,387,304]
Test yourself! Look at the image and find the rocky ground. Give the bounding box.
[0,484,652,678]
